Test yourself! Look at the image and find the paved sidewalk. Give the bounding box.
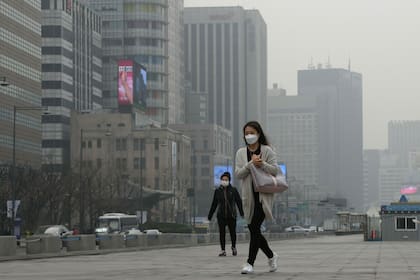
[0,234,419,280]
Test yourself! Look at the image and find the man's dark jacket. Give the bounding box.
[208,185,244,220]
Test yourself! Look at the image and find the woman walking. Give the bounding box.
[208,172,244,256]
[235,121,279,274]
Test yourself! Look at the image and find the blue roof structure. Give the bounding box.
[381,204,420,213]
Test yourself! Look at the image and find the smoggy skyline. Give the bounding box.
[185,0,420,149]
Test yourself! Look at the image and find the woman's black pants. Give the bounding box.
[247,202,273,265]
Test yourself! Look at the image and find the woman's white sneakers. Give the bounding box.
[241,263,254,274]
[241,253,278,274]
[268,252,279,272]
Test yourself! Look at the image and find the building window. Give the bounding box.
[140,138,145,151]
[87,141,92,148]
[154,157,159,169]
[97,158,102,168]
[395,216,417,231]
[134,158,140,169]
[201,155,210,164]
[116,138,127,151]
[97,139,102,148]
[201,167,209,176]
[134,138,139,151]
[154,138,159,150]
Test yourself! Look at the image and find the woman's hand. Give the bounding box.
[252,154,263,168]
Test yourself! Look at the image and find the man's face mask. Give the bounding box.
[245,134,259,145]
[220,180,229,187]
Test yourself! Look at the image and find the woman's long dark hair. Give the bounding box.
[243,121,270,146]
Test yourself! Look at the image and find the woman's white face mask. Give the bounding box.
[245,134,259,145]
[220,180,229,187]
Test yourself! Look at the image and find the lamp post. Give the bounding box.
[11,105,47,236]
[79,128,111,233]
[1,76,10,87]
[139,140,144,225]
[79,129,84,233]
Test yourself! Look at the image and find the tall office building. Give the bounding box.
[363,149,380,210]
[0,1,43,168]
[378,151,407,205]
[184,7,267,152]
[41,0,102,172]
[388,120,420,167]
[298,67,363,210]
[267,93,319,190]
[86,0,185,124]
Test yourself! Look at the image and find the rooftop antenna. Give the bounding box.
[326,55,331,69]
[308,57,315,70]
[348,58,351,71]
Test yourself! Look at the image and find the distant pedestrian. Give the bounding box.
[208,171,244,256]
[235,121,279,274]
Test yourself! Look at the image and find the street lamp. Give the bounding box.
[79,128,111,233]
[1,77,10,87]
[11,105,48,236]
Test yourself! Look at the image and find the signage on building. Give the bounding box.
[66,0,72,14]
[209,12,235,21]
[118,60,134,106]
[118,59,147,110]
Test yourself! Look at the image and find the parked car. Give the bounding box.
[284,225,306,233]
[124,228,143,235]
[38,225,73,237]
[306,226,318,232]
[144,229,162,235]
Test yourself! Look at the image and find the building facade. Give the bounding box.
[298,67,363,211]
[1,0,43,168]
[388,120,420,168]
[41,0,102,172]
[169,123,233,217]
[70,112,191,227]
[363,149,381,210]
[184,6,267,152]
[86,0,185,124]
[267,92,319,190]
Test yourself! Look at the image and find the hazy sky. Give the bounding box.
[184,0,420,149]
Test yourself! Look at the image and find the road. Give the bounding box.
[1,234,420,280]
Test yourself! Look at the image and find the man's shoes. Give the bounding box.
[218,250,226,256]
[232,247,237,256]
[241,263,254,274]
[268,252,278,272]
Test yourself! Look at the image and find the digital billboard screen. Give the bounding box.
[278,163,287,177]
[134,63,147,110]
[118,60,134,105]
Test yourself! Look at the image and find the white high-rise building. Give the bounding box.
[86,0,185,124]
[1,1,42,168]
[41,0,102,172]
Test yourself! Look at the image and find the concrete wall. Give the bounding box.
[62,235,96,251]
[26,235,61,255]
[0,231,326,260]
[0,236,16,256]
[98,234,125,250]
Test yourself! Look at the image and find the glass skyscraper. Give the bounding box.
[0,1,42,168]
